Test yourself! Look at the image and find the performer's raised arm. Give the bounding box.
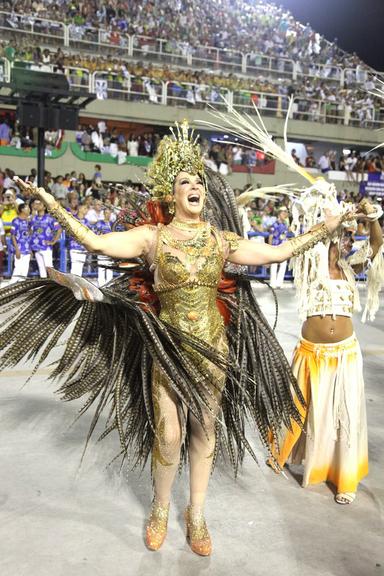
[14,177,155,260]
[356,198,383,259]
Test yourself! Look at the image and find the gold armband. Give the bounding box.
[222,230,241,253]
[49,201,93,245]
[289,222,330,256]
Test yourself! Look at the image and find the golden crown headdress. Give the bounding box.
[146,120,205,201]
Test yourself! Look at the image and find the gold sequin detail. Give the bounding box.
[289,222,330,256]
[185,505,212,556]
[151,366,175,470]
[154,225,226,345]
[146,500,170,551]
[151,225,231,473]
[221,230,241,253]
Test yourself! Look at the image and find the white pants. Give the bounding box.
[97,255,113,287]
[10,253,31,283]
[270,260,287,288]
[70,250,87,277]
[35,249,53,278]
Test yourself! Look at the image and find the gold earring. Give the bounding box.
[168,202,175,215]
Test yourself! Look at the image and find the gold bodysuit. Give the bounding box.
[147,222,241,468]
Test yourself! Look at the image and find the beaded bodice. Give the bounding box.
[307,279,354,319]
[149,223,240,345]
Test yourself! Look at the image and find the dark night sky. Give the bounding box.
[276,0,384,71]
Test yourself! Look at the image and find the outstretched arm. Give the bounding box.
[14,177,154,259]
[228,212,344,266]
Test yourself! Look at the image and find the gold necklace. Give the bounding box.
[162,223,211,253]
[170,218,207,230]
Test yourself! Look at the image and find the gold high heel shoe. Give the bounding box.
[145,500,170,551]
[185,505,212,556]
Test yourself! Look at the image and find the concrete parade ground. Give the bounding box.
[0,284,383,576]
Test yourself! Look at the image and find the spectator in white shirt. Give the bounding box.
[127,135,139,157]
[91,128,104,153]
[86,199,104,225]
[345,153,357,182]
[51,176,68,203]
[318,153,330,174]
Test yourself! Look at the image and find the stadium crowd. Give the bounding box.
[1,41,381,128]
[2,0,374,73]
[209,142,384,180]
[1,0,382,128]
[0,113,64,151]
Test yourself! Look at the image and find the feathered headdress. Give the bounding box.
[146,119,205,201]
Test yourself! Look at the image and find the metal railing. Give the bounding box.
[3,232,374,281]
[246,53,294,79]
[88,72,384,128]
[1,11,383,87]
[92,71,165,103]
[2,58,384,128]
[294,61,342,82]
[190,46,243,73]
[164,81,230,109]
[0,11,66,47]
[68,24,130,56]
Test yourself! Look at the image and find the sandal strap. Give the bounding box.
[335,492,356,504]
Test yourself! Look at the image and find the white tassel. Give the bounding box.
[362,244,384,323]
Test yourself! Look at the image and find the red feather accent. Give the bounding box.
[147,200,173,225]
[216,298,231,325]
[217,275,237,325]
[218,276,237,294]
[128,271,160,314]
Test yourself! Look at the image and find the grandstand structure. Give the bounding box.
[0,1,384,190]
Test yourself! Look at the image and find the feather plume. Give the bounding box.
[236,184,297,206]
[200,97,318,185]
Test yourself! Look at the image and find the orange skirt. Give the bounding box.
[274,334,368,493]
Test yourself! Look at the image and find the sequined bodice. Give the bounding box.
[153,224,225,345]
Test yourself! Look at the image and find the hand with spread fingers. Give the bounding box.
[13,176,57,209]
[355,198,383,221]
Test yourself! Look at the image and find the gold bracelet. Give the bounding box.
[49,201,93,245]
[289,222,330,256]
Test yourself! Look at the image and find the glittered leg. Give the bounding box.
[146,366,184,551]
[186,408,217,556]
[188,409,217,509]
[189,352,225,511]
[151,365,184,505]
[186,354,225,556]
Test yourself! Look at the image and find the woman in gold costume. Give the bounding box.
[3,121,346,556]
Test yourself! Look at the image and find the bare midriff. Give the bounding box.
[301,315,354,344]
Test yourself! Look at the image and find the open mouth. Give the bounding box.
[188,194,200,205]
